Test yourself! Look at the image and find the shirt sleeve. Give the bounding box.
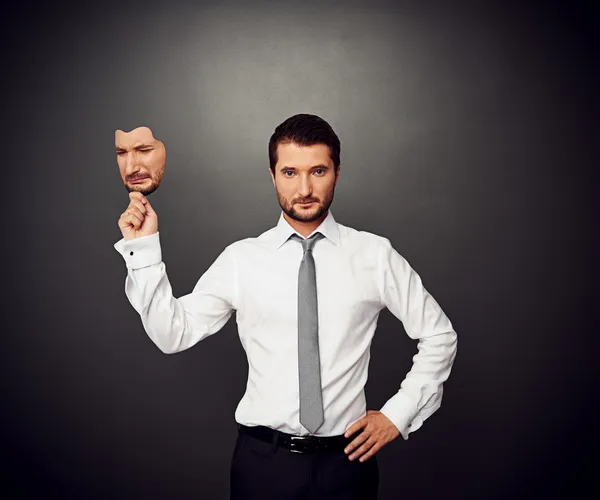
[376,238,458,440]
[113,231,236,354]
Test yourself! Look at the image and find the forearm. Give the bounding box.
[115,232,233,354]
[124,262,199,354]
[380,327,458,440]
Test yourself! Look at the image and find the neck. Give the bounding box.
[283,210,328,238]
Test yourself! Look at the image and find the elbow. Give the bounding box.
[443,329,458,354]
[144,310,186,354]
[152,335,183,355]
[156,343,177,355]
[450,330,458,355]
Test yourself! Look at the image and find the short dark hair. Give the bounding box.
[268,114,341,173]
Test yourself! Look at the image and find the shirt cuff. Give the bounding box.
[379,391,420,441]
[113,232,162,269]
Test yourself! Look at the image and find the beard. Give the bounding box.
[123,166,164,196]
[277,184,336,223]
[125,178,159,196]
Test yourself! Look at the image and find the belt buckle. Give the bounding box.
[289,435,313,454]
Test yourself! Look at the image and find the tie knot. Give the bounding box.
[293,232,324,253]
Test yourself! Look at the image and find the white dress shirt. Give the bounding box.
[113,210,458,440]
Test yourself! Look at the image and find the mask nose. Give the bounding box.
[124,151,142,177]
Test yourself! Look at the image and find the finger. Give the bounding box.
[129,191,146,203]
[127,207,144,220]
[358,442,382,463]
[129,191,149,205]
[126,211,143,228]
[129,199,146,215]
[344,419,366,438]
[344,430,369,455]
[128,201,146,217]
[118,212,135,228]
[348,438,377,461]
[143,197,156,215]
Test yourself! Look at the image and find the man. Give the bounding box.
[114,114,458,499]
[115,125,166,196]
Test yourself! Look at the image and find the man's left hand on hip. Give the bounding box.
[343,410,400,462]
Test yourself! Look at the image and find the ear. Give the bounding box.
[269,167,276,187]
[335,164,341,186]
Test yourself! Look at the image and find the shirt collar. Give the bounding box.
[270,209,340,250]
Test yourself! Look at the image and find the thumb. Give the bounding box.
[141,195,156,216]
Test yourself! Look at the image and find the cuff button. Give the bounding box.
[130,251,134,255]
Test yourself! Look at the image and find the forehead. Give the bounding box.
[276,142,333,169]
[115,126,158,145]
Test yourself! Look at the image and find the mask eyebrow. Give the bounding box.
[116,143,155,152]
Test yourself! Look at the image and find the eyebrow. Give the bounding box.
[115,143,155,152]
[280,164,329,171]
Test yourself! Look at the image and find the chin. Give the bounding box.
[127,183,157,196]
[294,207,323,221]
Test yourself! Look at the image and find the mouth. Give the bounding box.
[129,177,149,184]
[297,201,315,207]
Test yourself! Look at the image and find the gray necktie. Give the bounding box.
[292,232,325,434]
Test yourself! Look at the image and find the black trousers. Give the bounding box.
[230,427,379,500]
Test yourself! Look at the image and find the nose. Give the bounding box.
[298,175,313,198]
[124,151,141,177]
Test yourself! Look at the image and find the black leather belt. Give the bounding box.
[238,424,355,454]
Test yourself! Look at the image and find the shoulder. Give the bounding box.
[223,227,276,255]
[337,221,393,252]
[338,222,413,273]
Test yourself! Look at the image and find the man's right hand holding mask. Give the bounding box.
[118,192,158,241]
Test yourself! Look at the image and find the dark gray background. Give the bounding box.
[1,0,596,498]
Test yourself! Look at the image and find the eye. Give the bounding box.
[116,151,125,155]
[139,149,152,153]
[282,169,326,177]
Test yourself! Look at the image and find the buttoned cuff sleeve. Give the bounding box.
[113,232,162,269]
[379,391,423,441]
